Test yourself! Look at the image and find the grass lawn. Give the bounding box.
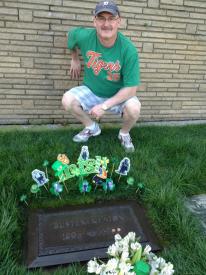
[0,124,206,275]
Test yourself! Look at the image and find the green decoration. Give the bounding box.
[94,156,102,173]
[127,176,134,186]
[43,160,49,167]
[101,157,109,170]
[103,178,115,192]
[138,183,144,189]
[52,153,113,183]
[131,246,142,264]
[84,159,96,174]
[136,182,145,193]
[30,184,40,194]
[134,260,150,275]
[52,160,73,182]
[68,164,80,177]
[79,180,92,193]
[50,182,63,199]
[20,194,28,206]
[50,187,57,195]
[77,159,87,176]
[111,156,118,163]
[60,167,74,181]
[52,160,68,176]
[50,187,61,199]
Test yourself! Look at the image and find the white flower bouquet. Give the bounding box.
[87,232,174,275]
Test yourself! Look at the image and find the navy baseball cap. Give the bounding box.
[94,1,120,16]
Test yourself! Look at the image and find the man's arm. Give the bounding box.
[103,86,138,109]
[89,86,138,119]
[70,48,81,79]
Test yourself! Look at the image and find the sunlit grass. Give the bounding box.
[0,124,206,274]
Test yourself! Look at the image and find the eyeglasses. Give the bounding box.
[95,15,119,24]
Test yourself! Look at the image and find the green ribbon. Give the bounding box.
[134,260,150,275]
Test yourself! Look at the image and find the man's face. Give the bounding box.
[94,12,121,41]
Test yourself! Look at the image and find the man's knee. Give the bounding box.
[123,98,141,120]
[62,92,78,111]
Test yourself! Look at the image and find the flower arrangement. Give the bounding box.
[87,232,174,275]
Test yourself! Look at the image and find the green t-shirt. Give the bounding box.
[68,27,140,98]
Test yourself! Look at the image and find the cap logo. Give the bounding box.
[103,1,109,5]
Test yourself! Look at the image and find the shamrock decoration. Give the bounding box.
[43,160,49,167]
[103,178,115,192]
[20,194,28,206]
[136,182,145,193]
[52,160,68,178]
[50,182,63,199]
[127,177,134,186]
[30,184,40,194]
[111,156,118,164]
[79,180,92,194]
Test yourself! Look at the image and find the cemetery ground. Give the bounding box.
[0,124,206,275]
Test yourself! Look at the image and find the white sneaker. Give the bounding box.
[73,123,101,142]
[118,132,135,152]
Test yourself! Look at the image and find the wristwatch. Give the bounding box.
[102,103,108,111]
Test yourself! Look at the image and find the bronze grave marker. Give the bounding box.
[26,201,160,268]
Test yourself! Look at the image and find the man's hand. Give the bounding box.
[89,104,105,120]
[70,58,81,79]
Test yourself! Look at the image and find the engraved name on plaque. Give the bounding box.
[26,201,160,268]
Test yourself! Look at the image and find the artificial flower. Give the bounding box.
[87,232,174,275]
[143,245,152,256]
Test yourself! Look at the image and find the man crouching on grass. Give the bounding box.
[62,0,141,152]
